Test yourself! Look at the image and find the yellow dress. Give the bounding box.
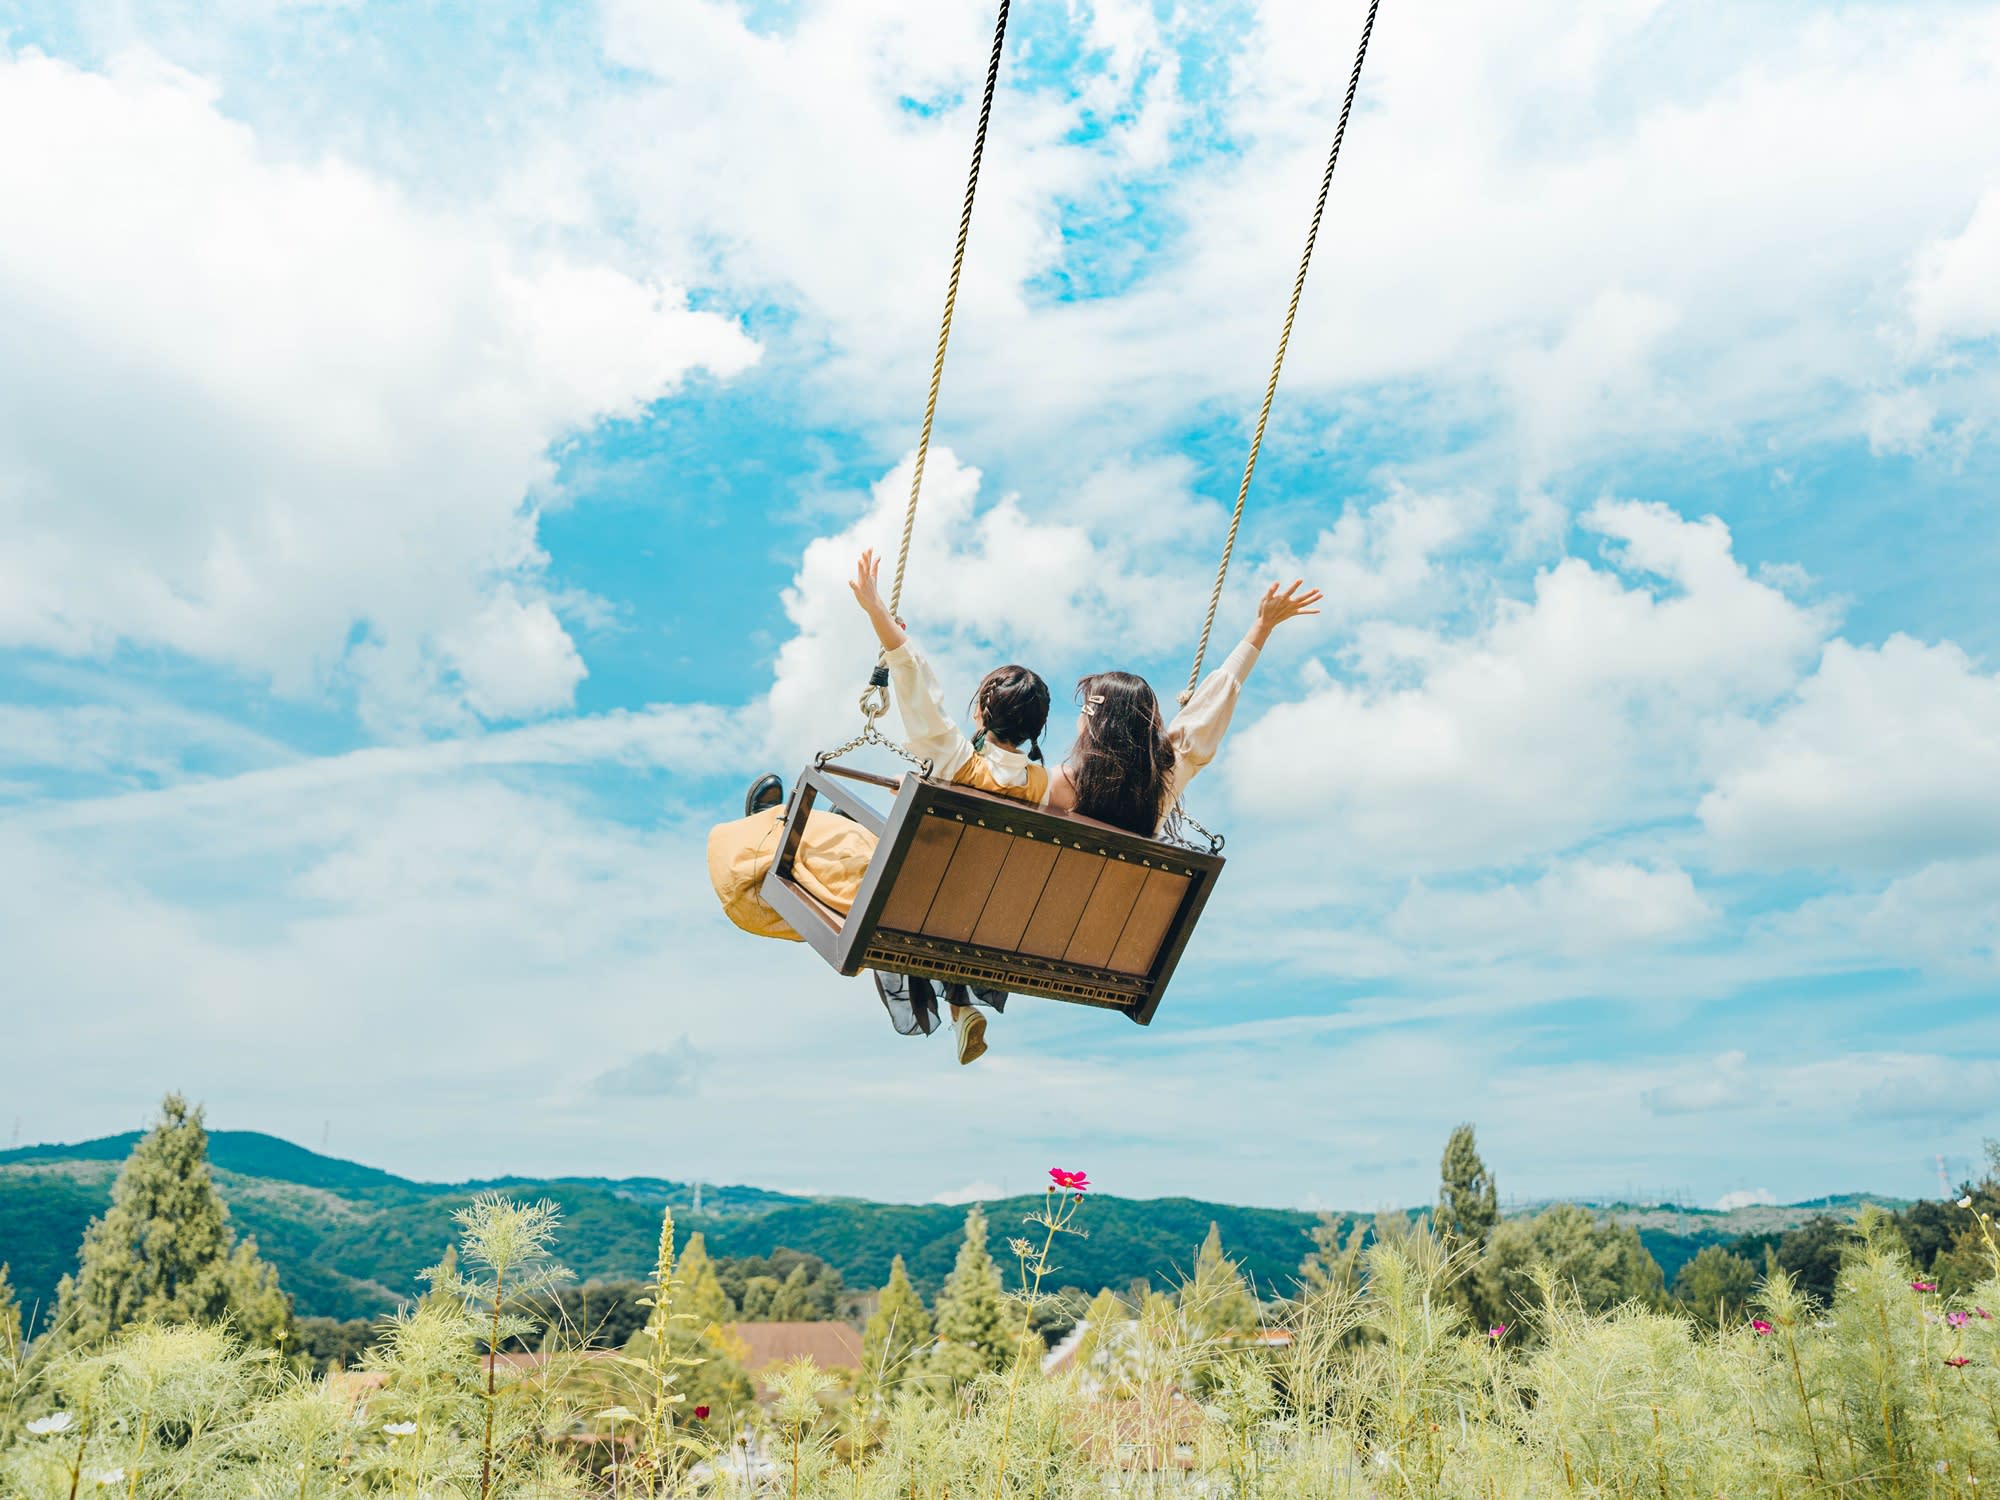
[706,756,1049,942]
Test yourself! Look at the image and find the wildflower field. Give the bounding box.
[8,1170,2000,1500]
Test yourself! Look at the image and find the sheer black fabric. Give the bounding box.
[872,971,1010,1037]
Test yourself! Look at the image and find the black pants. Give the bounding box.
[872,972,1010,1037]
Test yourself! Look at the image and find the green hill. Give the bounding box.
[0,1130,1887,1328]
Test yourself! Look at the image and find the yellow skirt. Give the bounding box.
[705,806,881,942]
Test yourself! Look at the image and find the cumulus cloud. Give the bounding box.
[1702,636,2000,873]
[1223,499,1827,871]
[1909,189,2000,352]
[0,48,756,724]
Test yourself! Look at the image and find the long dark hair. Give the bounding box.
[1068,671,1176,835]
[971,664,1051,763]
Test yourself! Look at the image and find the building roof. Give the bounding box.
[724,1321,865,1375]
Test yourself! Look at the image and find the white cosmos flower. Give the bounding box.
[89,1469,124,1487]
[383,1421,418,1437]
[27,1412,76,1436]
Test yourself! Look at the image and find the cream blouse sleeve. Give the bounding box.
[884,638,976,781]
[1162,639,1261,808]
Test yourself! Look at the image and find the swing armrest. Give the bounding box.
[787,766,892,838]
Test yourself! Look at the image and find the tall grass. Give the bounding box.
[6,1194,1999,1497]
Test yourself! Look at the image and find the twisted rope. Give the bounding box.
[1180,0,1383,705]
[889,0,1013,617]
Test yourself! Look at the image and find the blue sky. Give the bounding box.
[2,0,1997,1215]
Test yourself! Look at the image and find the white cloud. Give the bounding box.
[0,48,756,724]
[1714,1188,1776,1211]
[1909,188,2000,352]
[932,1179,1006,1206]
[1389,859,1713,961]
[1702,635,2000,873]
[1223,499,1827,871]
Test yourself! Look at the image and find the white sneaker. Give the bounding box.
[954,1008,989,1066]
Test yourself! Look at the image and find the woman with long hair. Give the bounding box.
[1046,578,1322,836]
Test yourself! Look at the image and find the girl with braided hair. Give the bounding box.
[707,550,1050,1064]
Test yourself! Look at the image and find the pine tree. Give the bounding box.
[677,1233,735,1328]
[0,1263,21,1359]
[1180,1223,1261,1342]
[770,1262,818,1320]
[1437,1124,1500,1247]
[53,1094,293,1349]
[857,1256,933,1411]
[930,1206,1011,1386]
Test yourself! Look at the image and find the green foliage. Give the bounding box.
[1180,1222,1262,1343]
[930,1206,1011,1386]
[1473,1201,1665,1335]
[1436,1123,1499,1247]
[0,1265,19,1364]
[675,1232,734,1327]
[856,1255,932,1413]
[1674,1241,1762,1327]
[6,1188,2000,1498]
[53,1094,292,1351]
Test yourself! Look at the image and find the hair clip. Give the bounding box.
[1080,693,1105,718]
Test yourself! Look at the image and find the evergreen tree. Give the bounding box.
[857,1256,933,1411]
[676,1234,735,1328]
[1673,1243,1761,1328]
[54,1093,292,1349]
[930,1206,1011,1386]
[1437,1124,1499,1247]
[1180,1223,1261,1341]
[770,1262,817,1320]
[0,1263,20,1359]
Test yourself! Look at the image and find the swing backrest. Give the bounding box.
[762,766,1225,1025]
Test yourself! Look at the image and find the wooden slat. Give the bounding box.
[1062,860,1150,967]
[1107,868,1190,976]
[969,838,1062,951]
[876,817,964,933]
[920,824,1014,941]
[1017,849,1107,958]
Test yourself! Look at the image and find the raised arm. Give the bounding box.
[1163,578,1321,804]
[849,549,977,779]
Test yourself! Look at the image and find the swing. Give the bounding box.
[762,0,1384,1023]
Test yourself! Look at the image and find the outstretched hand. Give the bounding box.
[849,548,907,650]
[1247,578,1322,647]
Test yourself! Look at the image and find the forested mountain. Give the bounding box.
[0,1130,1870,1324]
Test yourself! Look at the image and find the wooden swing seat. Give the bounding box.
[761,765,1225,1025]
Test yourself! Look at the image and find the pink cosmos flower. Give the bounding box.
[1980,1308,1993,1320]
[1487,1325,1507,1340]
[1949,1311,1972,1329]
[1048,1168,1090,1194]
[1752,1320,1774,1335]
[694,1406,710,1420]
[1912,1281,1938,1293]
[1946,1357,1972,1368]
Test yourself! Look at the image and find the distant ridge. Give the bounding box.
[0,1128,1906,1327]
[0,1130,417,1193]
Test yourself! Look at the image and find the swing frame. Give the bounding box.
[762,764,1225,1025]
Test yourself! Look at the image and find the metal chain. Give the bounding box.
[1180,0,1384,705]
[815,680,934,776]
[889,0,1013,617]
